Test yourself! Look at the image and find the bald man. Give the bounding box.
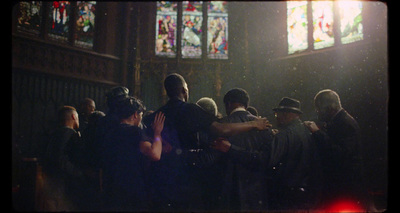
[304,89,368,210]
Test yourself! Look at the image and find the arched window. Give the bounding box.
[287,1,363,55]
[155,1,228,59]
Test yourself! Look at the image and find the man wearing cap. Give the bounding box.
[267,97,322,210]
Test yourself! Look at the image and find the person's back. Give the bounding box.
[102,123,148,211]
[143,97,215,211]
[268,119,321,209]
[143,74,271,211]
[221,109,255,123]
[43,126,82,211]
[268,97,321,210]
[81,110,105,170]
[196,97,221,166]
[42,106,86,211]
[195,97,225,211]
[102,96,165,211]
[217,88,273,211]
[45,126,83,178]
[304,89,366,209]
[220,110,263,159]
[94,86,129,173]
[220,110,274,211]
[317,109,363,201]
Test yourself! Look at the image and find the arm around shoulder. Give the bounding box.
[140,137,162,161]
[210,117,271,137]
[139,112,165,161]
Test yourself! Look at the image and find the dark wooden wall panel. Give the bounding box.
[12,69,114,157]
[12,35,121,85]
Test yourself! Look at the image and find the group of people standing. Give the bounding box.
[41,72,370,212]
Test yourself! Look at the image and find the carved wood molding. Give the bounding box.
[12,35,121,84]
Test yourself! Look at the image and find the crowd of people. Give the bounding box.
[41,73,372,212]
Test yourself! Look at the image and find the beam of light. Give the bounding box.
[338,1,363,44]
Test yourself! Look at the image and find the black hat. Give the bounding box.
[273,97,303,114]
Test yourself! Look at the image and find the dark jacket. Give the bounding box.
[312,109,365,203]
[102,124,150,211]
[43,127,88,210]
[268,118,321,210]
[142,98,216,211]
[44,127,84,178]
[219,110,273,211]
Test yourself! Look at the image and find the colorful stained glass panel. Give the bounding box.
[339,1,363,44]
[207,1,228,59]
[74,1,96,49]
[16,1,42,35]
[208,1,227,13]
[157,1,177,12]
[182,1,203,58]
[48,1,71,42]
[312,1,334,50]
[287,1,308,54]
[156,1,177,57]
[183,1,202,12]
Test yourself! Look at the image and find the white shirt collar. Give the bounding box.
[229,107,247,115]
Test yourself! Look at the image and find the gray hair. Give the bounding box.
[196,97,218,117]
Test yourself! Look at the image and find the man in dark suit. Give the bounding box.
[267,97,322,210]
[304,89,367,211]
[212,88,274,211]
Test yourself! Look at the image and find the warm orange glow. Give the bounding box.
[325,199,364,213]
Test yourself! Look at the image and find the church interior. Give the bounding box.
[12,1,388,211]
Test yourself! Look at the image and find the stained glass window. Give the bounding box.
[155,1,228,59]
[16,1,42,35]
[312,1,334,50]
[207,1,228,59]
[155,1,178,57]
[339,1,363,44]
[287,1,308,54]
[74,1,96,49]
[182,1,203,59]
[287,1,363,55]
[48,1,71,42]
